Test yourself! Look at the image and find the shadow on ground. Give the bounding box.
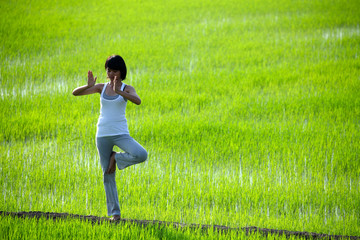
[1,211,358,240]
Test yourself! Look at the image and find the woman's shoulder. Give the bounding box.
[95,83,105,93]
[96,83,105,88]
[124,84,135,91]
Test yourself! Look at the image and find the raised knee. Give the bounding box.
[137,149,148,163]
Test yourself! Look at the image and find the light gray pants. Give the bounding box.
[96,134,148,216]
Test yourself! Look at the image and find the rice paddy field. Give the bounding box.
[1,0,359,238]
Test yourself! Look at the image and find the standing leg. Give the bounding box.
[113,134,148,170]
[96,136,121,217]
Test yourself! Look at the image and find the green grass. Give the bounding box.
[1,0,359,238]
[1,216,305,240]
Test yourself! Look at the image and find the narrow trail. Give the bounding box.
[1,211,359,240]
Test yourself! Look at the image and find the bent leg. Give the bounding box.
[113,134,148,170]
[96,137,121,216]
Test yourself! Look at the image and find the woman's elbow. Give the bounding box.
[133,98,141,105]
[72,89,80,96]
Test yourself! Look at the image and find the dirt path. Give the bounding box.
[1,211,359,240]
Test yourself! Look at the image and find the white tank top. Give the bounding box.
[96,83,129,137]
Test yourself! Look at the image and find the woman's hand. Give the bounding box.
[112,76,119,92]
[72,71,102,96]
[113,76,124,93]
[88,70,97,87]
[113,76,142,105]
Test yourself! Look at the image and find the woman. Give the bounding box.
[72,55,148,221]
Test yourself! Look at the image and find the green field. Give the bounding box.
[1,0,359,238]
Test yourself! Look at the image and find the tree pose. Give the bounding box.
[72,55,148,221]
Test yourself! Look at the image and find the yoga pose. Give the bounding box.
[72,55,148,221]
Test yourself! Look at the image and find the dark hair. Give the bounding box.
[105,55,127,80]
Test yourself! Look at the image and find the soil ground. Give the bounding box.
[0,211,359,240]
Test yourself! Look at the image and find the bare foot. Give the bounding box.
[106,151,116,174]
[110,215,121,221]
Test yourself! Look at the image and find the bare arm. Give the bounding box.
[113,77,142,105]
[72,71,103,96]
